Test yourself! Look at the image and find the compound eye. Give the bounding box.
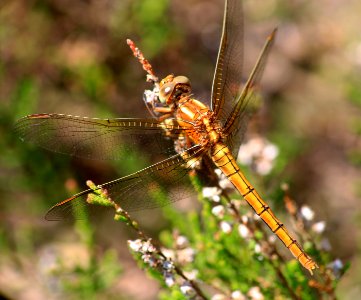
[174,76,190,85]
[159,82,175,103]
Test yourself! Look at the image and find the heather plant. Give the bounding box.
[2,0,360,299]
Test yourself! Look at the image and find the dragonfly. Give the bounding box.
[14,0,317,273]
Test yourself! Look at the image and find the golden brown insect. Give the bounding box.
[15,0,317,273]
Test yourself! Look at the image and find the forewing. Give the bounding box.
[45,145,205,220]
[14,114,187,160]
[211,0,244,124]
[224,29,277,158]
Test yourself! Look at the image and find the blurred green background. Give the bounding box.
[1,0,360,299]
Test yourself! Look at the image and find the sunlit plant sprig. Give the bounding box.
[281,183,349,297]
[80,38,349,300]
[83,131,348,300]
[189,139,347,299]
[158,136,346,299]
[85,180,208,300]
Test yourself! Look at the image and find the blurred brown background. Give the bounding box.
[1,0,360,299]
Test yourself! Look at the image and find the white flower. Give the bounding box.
[300,205,315,221]
[268,235,277,244]
[248,286,264,300]
[180,282,196,297]
[237,137,279,175]
[328,258,344,278]
[214,168,222,177]
[320,238,332,251]
[177,248,195,264]
[312,221,326,233]
[219,178,234,189]
[164,273,175,287]
[202,187,222,202]
[254,243,261,254]
[128,239,143,252]
[253,213,261,221]
[231,290,246,300]
[141,254,157,267]
[183,270,198,280]
[238,144,255,165]
[238,224,250,239]
[162,260,174,271]
[212,205,225,218]
[230,199,242,210]
[241,215,248,224]
[141,239,156,253]
[332,259,343,269]
[255,160,273,176]
[263,143,279,160]
[160,248,175,260]
[220,221,233,234]
[215,168,235,189]
[176,235,189,249]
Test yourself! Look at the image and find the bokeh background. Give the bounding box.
[1,0,360,299]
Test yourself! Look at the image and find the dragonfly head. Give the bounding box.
[159,75,191,105]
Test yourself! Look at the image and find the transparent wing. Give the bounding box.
[211,0,244,124]
[223,29,277,159]
[14,113,189,160]
[45,145,205,220]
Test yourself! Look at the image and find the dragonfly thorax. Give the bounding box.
[176,98,223,148]
[159,74,191,105]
